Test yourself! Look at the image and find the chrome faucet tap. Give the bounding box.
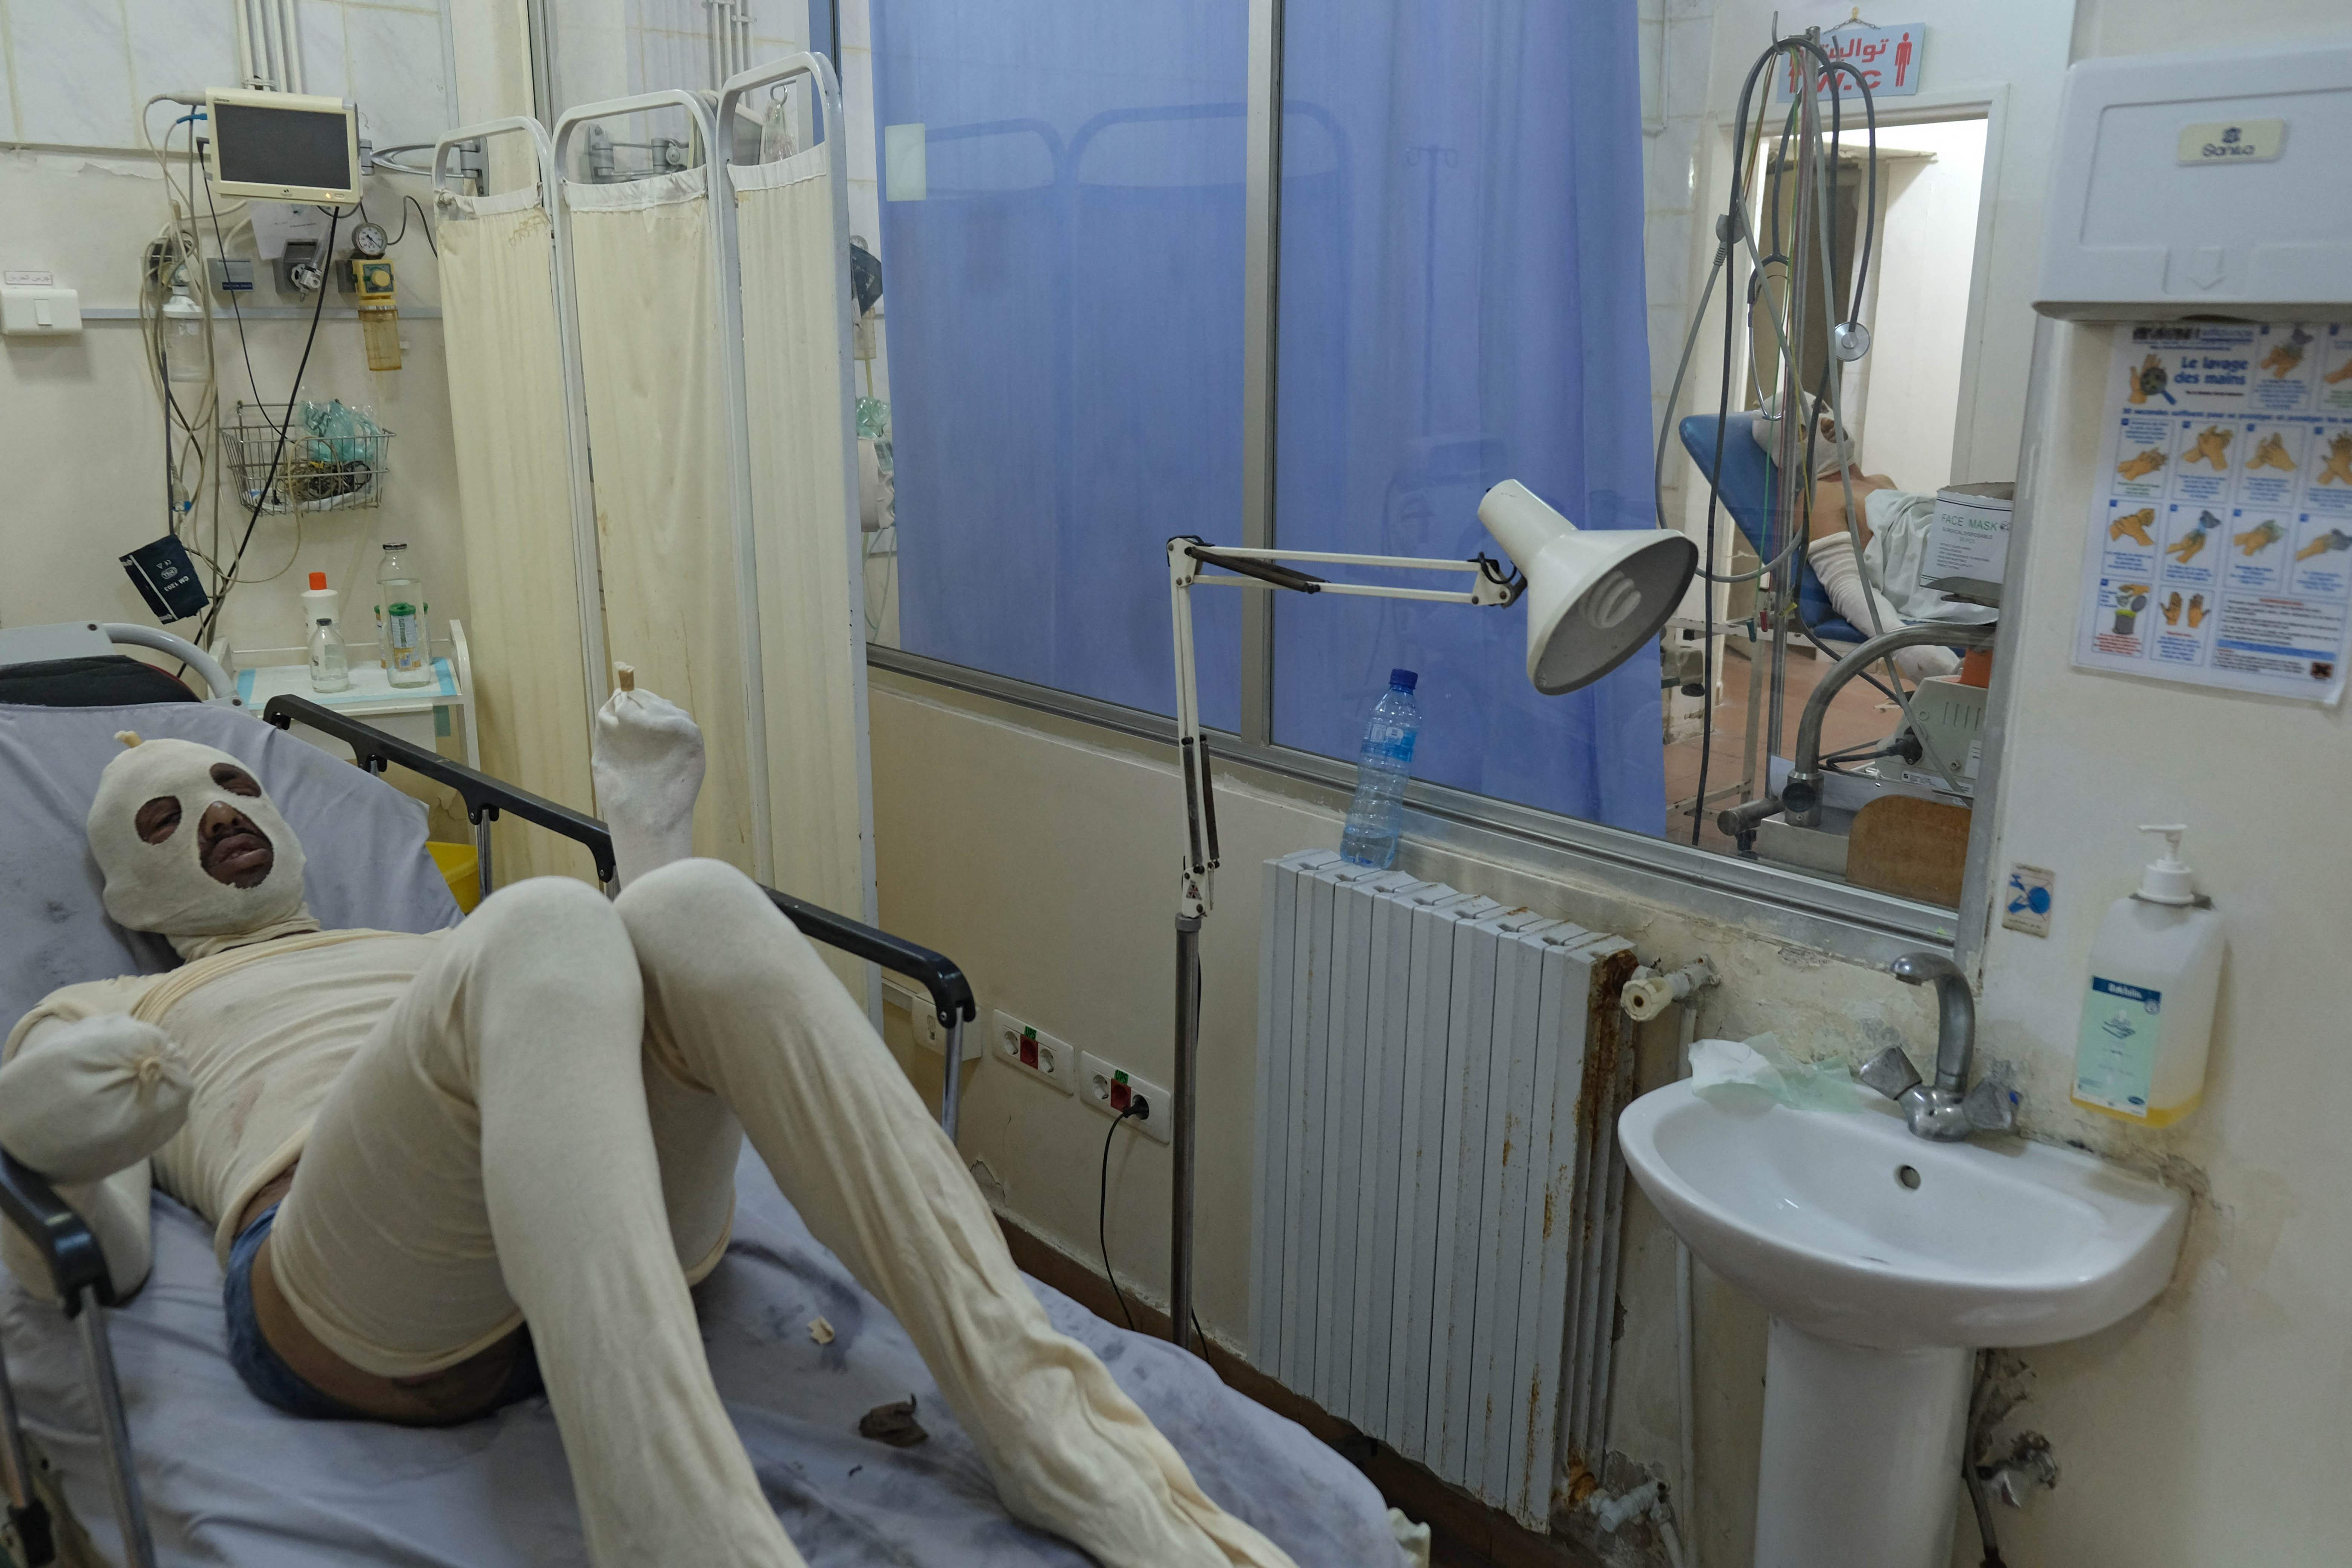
[1858,952,2017,1141]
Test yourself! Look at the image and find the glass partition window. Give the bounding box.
[1270,0,1659,831]
[870,0,1250,731]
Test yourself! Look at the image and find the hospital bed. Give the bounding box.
[0,625,1403,1568]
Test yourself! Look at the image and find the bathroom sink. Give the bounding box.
[1618,1080,2188,1351]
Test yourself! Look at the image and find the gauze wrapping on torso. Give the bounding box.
[11,932,442,1261]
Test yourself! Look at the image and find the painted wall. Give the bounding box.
[0,1,472,668]
[1850,119,1985,490]
[1958,2,2352,1563]
[863,670,1943,1559]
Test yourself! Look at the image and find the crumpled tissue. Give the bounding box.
[1688,1032,1862,1112]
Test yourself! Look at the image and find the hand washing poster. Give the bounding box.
[2073,323,2352,704]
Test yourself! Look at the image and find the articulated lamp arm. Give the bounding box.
[1164,536,1524,919]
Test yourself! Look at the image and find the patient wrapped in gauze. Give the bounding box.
[0,1014,191,1183]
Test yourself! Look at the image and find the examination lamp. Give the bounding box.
[1158,481,1697,1351]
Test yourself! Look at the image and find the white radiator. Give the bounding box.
[1251,848,1639,1527]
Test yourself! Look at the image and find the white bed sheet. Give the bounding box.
[3,1145,1400,1567]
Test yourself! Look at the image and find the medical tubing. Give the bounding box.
[1675,35,1857,841]
[195,207,339,651]
[1793,63,1968,797]
[1098,1102,1145,1333]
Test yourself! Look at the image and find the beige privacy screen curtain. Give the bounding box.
[565,168,759,876]
[731,145,878,969]
[437,188,598,885]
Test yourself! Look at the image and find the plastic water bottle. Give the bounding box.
[1340,669,1421,869]
[375,542,431,688]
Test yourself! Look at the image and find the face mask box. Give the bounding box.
[1922,482,2014,601]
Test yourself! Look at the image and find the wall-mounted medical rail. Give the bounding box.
[262,697,977,1136]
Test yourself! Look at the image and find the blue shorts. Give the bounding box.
[223,1204,543,1421]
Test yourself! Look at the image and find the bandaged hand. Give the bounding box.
[0,1015,189,1183]
[593,665,707,891]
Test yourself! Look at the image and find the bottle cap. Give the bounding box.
[382,541,408,551]
[2136,823,2196,905]
[1390,668,1418,693]
[308,571,327,590]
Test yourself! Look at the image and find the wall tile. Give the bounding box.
[124,0,237,112]
[1637,18,1663,124]
[0,30,15,141]
[345,2,448,149]
[12,0,135,148]
[297,1,349,101]
[838,0,869,52]
[1645,210,1692,310]
[1644,116,1697,215]
[846,175,879,250]
[1665,17,1713,121]
[839,43,872,182]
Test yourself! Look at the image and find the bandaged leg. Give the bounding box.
[1810,533,1958,680]
[266,879,803,1566]
[616,858,1296,1568]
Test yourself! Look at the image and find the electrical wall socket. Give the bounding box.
[883,978,951,1054]
[993,1010,1076,1095]
[1078,1052,1170,1144]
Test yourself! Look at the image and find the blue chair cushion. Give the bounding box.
[1678,412,1852,643]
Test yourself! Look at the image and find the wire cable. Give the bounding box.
[193,207,340,652]
[1097,1102,1144,1333]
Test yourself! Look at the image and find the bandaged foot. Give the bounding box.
[1810,533,1957,680]
[592,665,707,890]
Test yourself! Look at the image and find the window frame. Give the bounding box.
[846,0,2031,971]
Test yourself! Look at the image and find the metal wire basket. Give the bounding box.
[224,402,393,515]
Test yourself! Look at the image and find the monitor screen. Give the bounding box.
[213,100,353,193]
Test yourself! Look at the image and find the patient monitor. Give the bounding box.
[205,89,362,205]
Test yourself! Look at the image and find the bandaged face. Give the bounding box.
[87,734,312,951]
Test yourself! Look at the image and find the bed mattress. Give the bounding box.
[3,1145,1401,1567]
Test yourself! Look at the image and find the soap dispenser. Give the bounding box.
[2070,825,2224,1126]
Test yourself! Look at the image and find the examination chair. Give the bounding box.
[0,626,1402,1568]
[1677,410,1863,649]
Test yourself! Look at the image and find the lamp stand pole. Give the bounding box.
[1160,537,1518,1355]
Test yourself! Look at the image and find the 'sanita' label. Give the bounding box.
[2073,975,2162,1115]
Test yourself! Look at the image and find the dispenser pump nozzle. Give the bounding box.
[2136,823,2196,905]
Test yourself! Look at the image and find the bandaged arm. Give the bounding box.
[1809,532,1960,681]
[0,1014,190,1301]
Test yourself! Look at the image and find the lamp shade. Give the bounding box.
[1478,479,1699,696]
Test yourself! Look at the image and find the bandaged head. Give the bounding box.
[87,733,317,960]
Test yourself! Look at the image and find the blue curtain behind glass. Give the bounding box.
[1272,0,1663,833]
[872,2,1248,731]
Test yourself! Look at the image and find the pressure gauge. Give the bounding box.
[351,222,390,260]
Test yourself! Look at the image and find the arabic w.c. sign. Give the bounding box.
[1774,23,1926,101]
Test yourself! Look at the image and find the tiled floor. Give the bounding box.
[1662,640,1909,854]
